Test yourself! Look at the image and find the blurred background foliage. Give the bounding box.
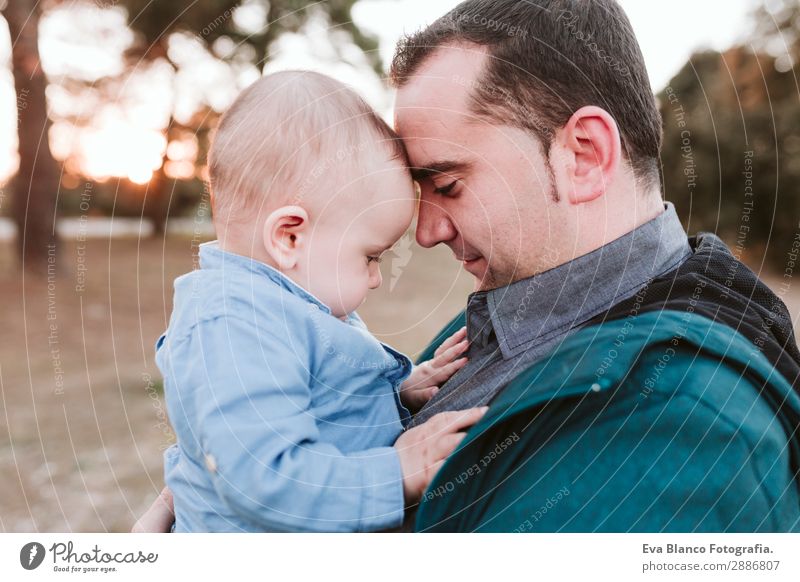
[659,0,800,268]
[1,0,383,271]
[0,0,799,273]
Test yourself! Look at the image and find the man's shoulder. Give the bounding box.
[415,310,800,532]
[494,309,797,456]
[497,309,790,414]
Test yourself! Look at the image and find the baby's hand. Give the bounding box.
[400,326,469,412]
[394,407,488,503]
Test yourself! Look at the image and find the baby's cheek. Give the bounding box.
[354,266,371,298]
[335,262,368,313]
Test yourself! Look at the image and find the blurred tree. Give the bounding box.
[1,0,384,272]
[659,2,800,270]
[115,0,382,233]
[751,0,800,62]
[3,0,60,273]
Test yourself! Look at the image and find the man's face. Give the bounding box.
[394,44,567,291]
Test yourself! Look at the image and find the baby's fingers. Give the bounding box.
[422,459,448,491]
[432,338,469,369]
[431,406,488,436]
[439,356,468,379]
[422,385,439,401]
[432,431,468,461]
[406,386,439,410]
[421,434,468,490]
[433,326,467,357]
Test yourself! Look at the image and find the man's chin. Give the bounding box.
[465,258,498,292]
[470,263,522,292]
[462,256,484,277]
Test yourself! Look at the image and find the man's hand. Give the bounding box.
[394,407,488,503]
[132,487,175,533]
[400,326,468,412]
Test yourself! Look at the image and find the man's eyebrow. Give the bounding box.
[410,160,472,182]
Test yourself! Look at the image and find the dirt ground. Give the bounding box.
[0,233,797,532]
[0,233,473,532]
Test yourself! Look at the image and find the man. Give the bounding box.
[135,0,800,532]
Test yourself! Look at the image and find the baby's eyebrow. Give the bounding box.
[368,243,393,254]
[410,159,472,182]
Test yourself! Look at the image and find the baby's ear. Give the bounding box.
[262,205,309,270]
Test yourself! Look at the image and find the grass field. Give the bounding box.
[0,232,797,532]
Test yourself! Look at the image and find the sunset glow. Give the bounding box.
[80,120,166,185]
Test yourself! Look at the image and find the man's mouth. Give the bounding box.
[454,252,480,264]
[458,255,484,276]
[451,246,483,272]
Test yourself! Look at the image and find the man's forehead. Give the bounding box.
[393,43,488,128]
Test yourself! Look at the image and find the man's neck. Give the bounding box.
[569,189,665,266]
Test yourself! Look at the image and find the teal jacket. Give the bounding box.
[414,310,800,532]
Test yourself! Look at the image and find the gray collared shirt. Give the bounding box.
[410,202,692,427]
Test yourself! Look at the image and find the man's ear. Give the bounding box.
[551,106,622,205]
[262,205,309,270]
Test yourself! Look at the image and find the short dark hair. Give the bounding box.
[390,0,662,188]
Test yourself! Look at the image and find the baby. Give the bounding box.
[157,70,485,532]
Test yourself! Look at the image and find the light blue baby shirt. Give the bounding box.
[158,241,412,532]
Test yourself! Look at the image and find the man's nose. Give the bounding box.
[415,199,456,249]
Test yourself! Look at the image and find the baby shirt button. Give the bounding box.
[204,454,218,473]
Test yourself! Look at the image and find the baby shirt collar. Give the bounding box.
[198,240,334,315]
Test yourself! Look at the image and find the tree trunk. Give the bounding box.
[142,163,168,235]
[6,0,60,273]
[141,116,177,236]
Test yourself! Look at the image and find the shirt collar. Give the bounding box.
[198,241,333,315]
[468,202,691,359]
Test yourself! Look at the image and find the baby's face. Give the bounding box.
[300,161,416,318]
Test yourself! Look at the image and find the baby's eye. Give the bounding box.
[367,255,383,264]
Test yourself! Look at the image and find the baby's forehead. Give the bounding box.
[325,160,415,226]
[330,142,412,187]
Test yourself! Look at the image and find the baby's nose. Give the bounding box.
[369,267,383,289]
